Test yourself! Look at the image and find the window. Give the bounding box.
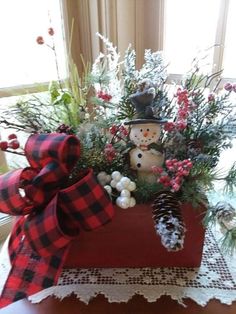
[222,0,236,78]
[163,0,236,131]
[0,0,67,243]
[0,0,67,93]
[163,0,236,83]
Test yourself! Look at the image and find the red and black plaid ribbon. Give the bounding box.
[0,133,114,309]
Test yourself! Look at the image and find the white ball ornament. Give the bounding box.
[120,189,131,198]
[120,177,131,188]
[97,171,107,180]
[110,179,118,188]
[119,196,130,209]
[129,197,136,207]
[104,185,112,194]
[111,171,122,181]
[115,182,124,192]
[116,196,122,207]
[105,174,111,183]
[97,171,108,186]
[127,181,136,191]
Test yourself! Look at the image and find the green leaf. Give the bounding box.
[61,92,72,105]
[49,81,60,102]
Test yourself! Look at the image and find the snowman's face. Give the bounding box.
[129,123,161,146]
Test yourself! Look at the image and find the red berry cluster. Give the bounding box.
[208,92,215,102]
[164,88,190,133]
[0,134,20,151]
[36,27,55,45]
[152,159,193,192]
[164,120,187,132]
[224,82,236,92]
[109,124,129,137]
[104,143,117,162]
[97,91,112,102]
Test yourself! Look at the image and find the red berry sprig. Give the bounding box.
[97,90,112,102]
[104,143,117,162]
[152,159,193,192]
[109,124,129,137]
[164,87,191,133]
[0,134,23,155]
[109,124,129,147]
[36,27,55,46]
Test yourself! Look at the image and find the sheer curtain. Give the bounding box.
[63,0,164,71]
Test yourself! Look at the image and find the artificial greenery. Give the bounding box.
[1,34,236,252]
[203,202,236,255]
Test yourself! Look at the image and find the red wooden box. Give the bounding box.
[65,203,205,268]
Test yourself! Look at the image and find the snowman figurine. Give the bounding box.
[124,81,166,183]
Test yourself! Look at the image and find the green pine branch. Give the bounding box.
[223,162,236,195]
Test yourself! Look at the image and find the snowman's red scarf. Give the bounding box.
[0,133,114,309]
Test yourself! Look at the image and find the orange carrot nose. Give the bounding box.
[143,131,149,137]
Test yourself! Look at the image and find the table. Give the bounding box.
[1,295,236,314]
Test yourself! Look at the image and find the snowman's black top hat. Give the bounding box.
[124,118,167,125]
[124,86,167,126]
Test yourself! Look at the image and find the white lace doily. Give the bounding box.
[1,228,236,307]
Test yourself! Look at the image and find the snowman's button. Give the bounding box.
[138,153,142,158]
[137,163,141,168]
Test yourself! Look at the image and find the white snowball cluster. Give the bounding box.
[97,171,111,186]
[97,170,136,209]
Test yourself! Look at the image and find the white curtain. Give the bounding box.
[63,0,164,71]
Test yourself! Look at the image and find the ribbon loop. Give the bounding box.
[25,133,80,172]
[24,161,67,207]
[58,169,114,231]
[22,133,81,208]
[0,133,81,215]
[0,168,37,215]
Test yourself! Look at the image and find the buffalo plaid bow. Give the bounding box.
[0,133,114,309]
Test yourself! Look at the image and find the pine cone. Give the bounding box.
[213,202,236,223]
[152,191,186,252]
[56,124,75,134]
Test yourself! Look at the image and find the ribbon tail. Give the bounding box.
[0,224,70,309]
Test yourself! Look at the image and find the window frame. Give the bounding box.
[0,215,12,243]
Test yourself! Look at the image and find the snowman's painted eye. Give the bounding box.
[147,128,150,131]
[140,129,143,132]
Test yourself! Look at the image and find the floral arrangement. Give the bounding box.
[1,31,236,253]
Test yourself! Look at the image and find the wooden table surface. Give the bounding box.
[1,295,236,314]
